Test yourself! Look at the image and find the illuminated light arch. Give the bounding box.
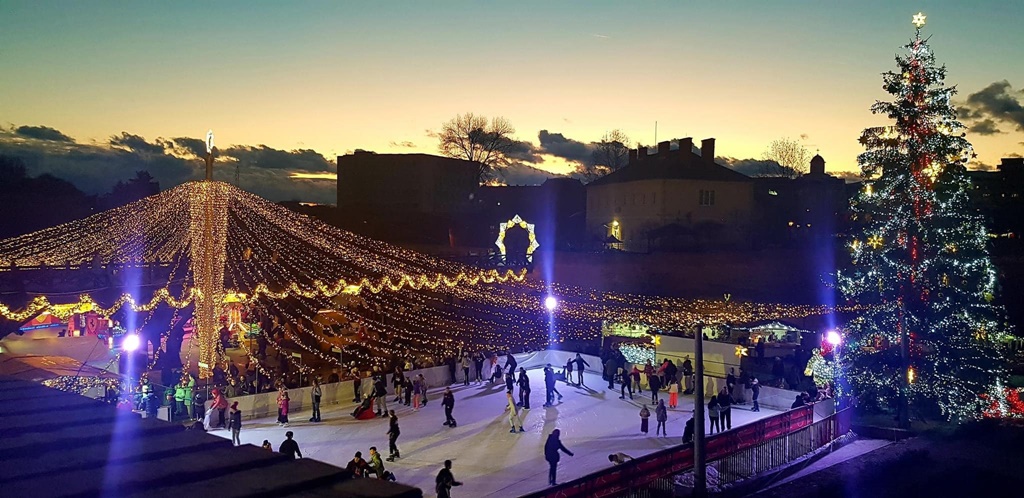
[495,214,540,263]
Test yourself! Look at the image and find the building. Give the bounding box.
[967,157,1024,239]
[337,152,479,216]
[585,138,754,252]
[334,152,480,244]
[752,154,848,246]
[467,177,587,254]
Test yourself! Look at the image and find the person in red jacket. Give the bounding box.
[211,388,229,429]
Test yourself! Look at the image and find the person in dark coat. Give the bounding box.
[791,394,805,409]
[717,387,732,430]
[442,387,457,427]
[544,366,556,407]
[619,368,633,400]
[682,416,695,444]
[564,358,575,385]
[447,356,457,385]
[373,374,388,417]
[655,399,668,436]
[664,360,678,389]
[751,377,761,412]
[505,353,518,375]
[517,367,531,409]
[649,374,661,404]
[573,354,589,386]
[544,429,574,486]
[772,357,786,387]
[682,357,694,394]
[473,352,485,383]
[386,410,401,461]
[505,370,515,394]
[279,431,302,459]
[604,357,618,389]
[435,459,463,498]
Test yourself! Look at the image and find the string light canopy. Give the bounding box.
[1,181,837,378]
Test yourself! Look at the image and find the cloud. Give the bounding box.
[496,161,558,186]
[537,130,594,164]
[592,34,610,39]
[799,133,809,140]
[968,119,1003,135]
[505,139,544,164]
[14,125,75,143]
[0,125,337,204]
[717,156,779,177]
[960,80,1024,132]
[389,141,416,148]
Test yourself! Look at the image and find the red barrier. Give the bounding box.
[522,405,814,498]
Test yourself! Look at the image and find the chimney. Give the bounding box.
[658,141,670,156]
[629,148,637,164]
[679,137,693,166]
[810,154,826,175]
[636,145,647,161]
[700,138,715,166]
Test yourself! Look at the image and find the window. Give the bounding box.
[699,189,716,206]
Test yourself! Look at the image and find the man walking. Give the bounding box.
[544,429,574,486]
[751,377,761,412]
[373,374,388,418]
[435,459,463,498]
[279,431,302,459]
[442,387,457,427]
[619,367,633,400]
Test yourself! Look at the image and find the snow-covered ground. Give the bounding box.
[208,370,782,497]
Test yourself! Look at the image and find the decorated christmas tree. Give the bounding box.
[837,13,1009,422]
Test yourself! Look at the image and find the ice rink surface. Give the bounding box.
[211,370,780,497]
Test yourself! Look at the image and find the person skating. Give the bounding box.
[504,390,525,433]
[276,388,290,427]
[717,387,732,430]
[655,399,668,436]
[435,459,463,498]
[683,416,695,444]
[403,376,413,406]
[682,356,694,394]
[373,374,388,418]
[543,365,557,407]
[708,395,721,434]
[418,373,429,406]
[604,356,617,389]
[668,380,679,408]
[631,365,642,394]
[664,359,678,391]
[517,367,531,409]
[386,410,401,461]
[412,375,423,411]
[473,352,484,383]
[573,353,589,386]
[211,388,229,429]
[461,353,472,386]
[346,451,369,478]
[310,378,322,422]
[619,368,633,400]
[639,404,650,434]
[352,365,363,403]
[648,374,661,404]
[544,429,574,486]
[504,370,515,394]
[751,377,761,412]
[229,401,242,446]
[442,387,457,427]
[505,353,518,377]
[564,358,575,385]
[393,367,405,403]
[491,361,503,385]
[279,431,302,459]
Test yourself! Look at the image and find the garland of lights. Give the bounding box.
[495,214,540,263]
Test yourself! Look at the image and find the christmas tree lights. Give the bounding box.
[837,14,1010,420]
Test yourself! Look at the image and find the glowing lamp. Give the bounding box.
[825,330,842,346]
[544,296,558,312]
[123,334,141,352]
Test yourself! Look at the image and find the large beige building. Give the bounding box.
[586,138,754,251]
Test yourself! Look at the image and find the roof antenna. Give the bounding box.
[654,121,658,145]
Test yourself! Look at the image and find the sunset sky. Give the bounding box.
[2,1,1024,202]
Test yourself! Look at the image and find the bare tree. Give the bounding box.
[585,129,630,181]
[437,113,517,182]
[761,137,810,178]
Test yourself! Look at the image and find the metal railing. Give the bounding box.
[714,407,853,486]
[521,405,816,498]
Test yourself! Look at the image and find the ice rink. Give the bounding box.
[209,369,781,497]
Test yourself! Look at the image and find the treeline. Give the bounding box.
[0,155,159,239]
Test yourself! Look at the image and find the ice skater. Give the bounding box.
[517,367,531,409]
[544,429,574,486]
[619,368,633,400]
[373,375,388,417]
[574,353,589,386]
[412,375,423,411]
[461,353,471,386]
[668,380,679,408]
[435,459,463,498]
[442,386,457,427]
[564,358,575,385]
[639,404,650,434]
[504,390,525,433]
[655,399,668,437]
[386,410,401,461]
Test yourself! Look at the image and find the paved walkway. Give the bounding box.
[757,437,893,492]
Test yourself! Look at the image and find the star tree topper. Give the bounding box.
[912,12,926,29]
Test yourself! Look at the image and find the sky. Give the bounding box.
[2,0,1024,202]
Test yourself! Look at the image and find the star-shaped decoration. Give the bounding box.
[734,345,749,358]
[651,335,661,347]
[867,234,884,249]
[912,12,926,29]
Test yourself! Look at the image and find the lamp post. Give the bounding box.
[693,321,707,498]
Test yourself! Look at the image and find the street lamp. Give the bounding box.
[544,295,558,312]
[825,330,842,347]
